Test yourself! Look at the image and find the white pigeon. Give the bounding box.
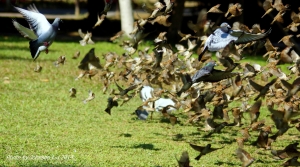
[12,4,62,60]
[198,22,272,61]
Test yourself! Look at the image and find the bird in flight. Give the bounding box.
[12,4,62,60]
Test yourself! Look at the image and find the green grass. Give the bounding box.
[0,35,298,167]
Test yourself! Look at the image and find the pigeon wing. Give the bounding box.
[13,5,51,37]
[197,69,237,82]
[12,19,38,40]
[232,28,272,44]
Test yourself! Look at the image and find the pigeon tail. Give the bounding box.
[29,39,40,60]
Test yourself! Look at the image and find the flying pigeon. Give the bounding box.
[198,22,272,61]
[176,61,237,96]
[12,4,62,60]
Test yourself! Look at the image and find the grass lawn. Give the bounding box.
[0,35,298,167]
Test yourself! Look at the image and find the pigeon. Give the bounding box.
[135,109,149,120]
[177,61,237,96]
[198,22,272,61]
[13,4,62,60]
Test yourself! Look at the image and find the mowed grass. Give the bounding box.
[0,35,298,167]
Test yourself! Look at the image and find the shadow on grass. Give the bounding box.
[214,160,237,166]
[119,133,132,137]
[11,165,79,167]
[132,143,160,151]
[111,143,160,151]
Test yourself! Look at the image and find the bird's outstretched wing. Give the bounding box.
[13,4,51,37]
[232,28,272,44]
[12,19,37,40]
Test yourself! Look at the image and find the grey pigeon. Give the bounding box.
[177,61,237,96]
[13,4,62,60]
[198,22,272,61]
[135,109,149,120]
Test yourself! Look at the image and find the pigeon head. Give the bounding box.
[220,22,231,32]
[52,18,62,31]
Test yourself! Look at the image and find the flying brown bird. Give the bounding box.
[189,143,222,160]
[282,156,300,166]
[83,90,95,104]
[281,77,300,102]
[249,78,277,101]
[225,3,243,19]
[93,14,106,29]
[69,87,76,98]
[176,151,191,167]
[236,148,255,167]
[53,55,66,67]
[72,51,80,59]
[247,100,262,124]
[34,63,42,72]
[207,4,224,13]
[104,97,118,115]
[278,35,295,47]
[78,29,94,46]
[271,142,300,159]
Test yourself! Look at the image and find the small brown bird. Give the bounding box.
[249,78,277,101]
[271,10,286,25]
[83,90,95,104]
[281,77,300,102]
[34,63,42,72]
[69,87,76,98]
[247,100,262,124]
[236,148,255,167]
[78,29,94,46]
[236,137,246,148]
[225,3,243,19]
[278,35,295,47]
[272,142,300,159]
[282,156,300,166]
[53,55,66,67]
[261,0,274,18]
[148,15,171,27]
[104,97,118,115]
[72,51,80,59]
[93,14,106,29]
[110,31,124,41]
[189,143,222,160]
[207,4,224,13]
[176,151,191,167]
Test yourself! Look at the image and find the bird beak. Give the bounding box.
[227,25,231,29]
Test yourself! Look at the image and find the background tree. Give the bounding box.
[118,0,134,38]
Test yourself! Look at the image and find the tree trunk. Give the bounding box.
[167,0,185,44]
[118,0,134,38]
[74,0,80,17]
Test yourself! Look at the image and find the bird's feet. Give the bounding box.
[45,49,49,54]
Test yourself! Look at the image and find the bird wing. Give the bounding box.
[78,29,86,39]
[232,28,272,44]
[13,5,51,37]
[197,69,237,82]
[249,79,264,91]
[12,19,38,40]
